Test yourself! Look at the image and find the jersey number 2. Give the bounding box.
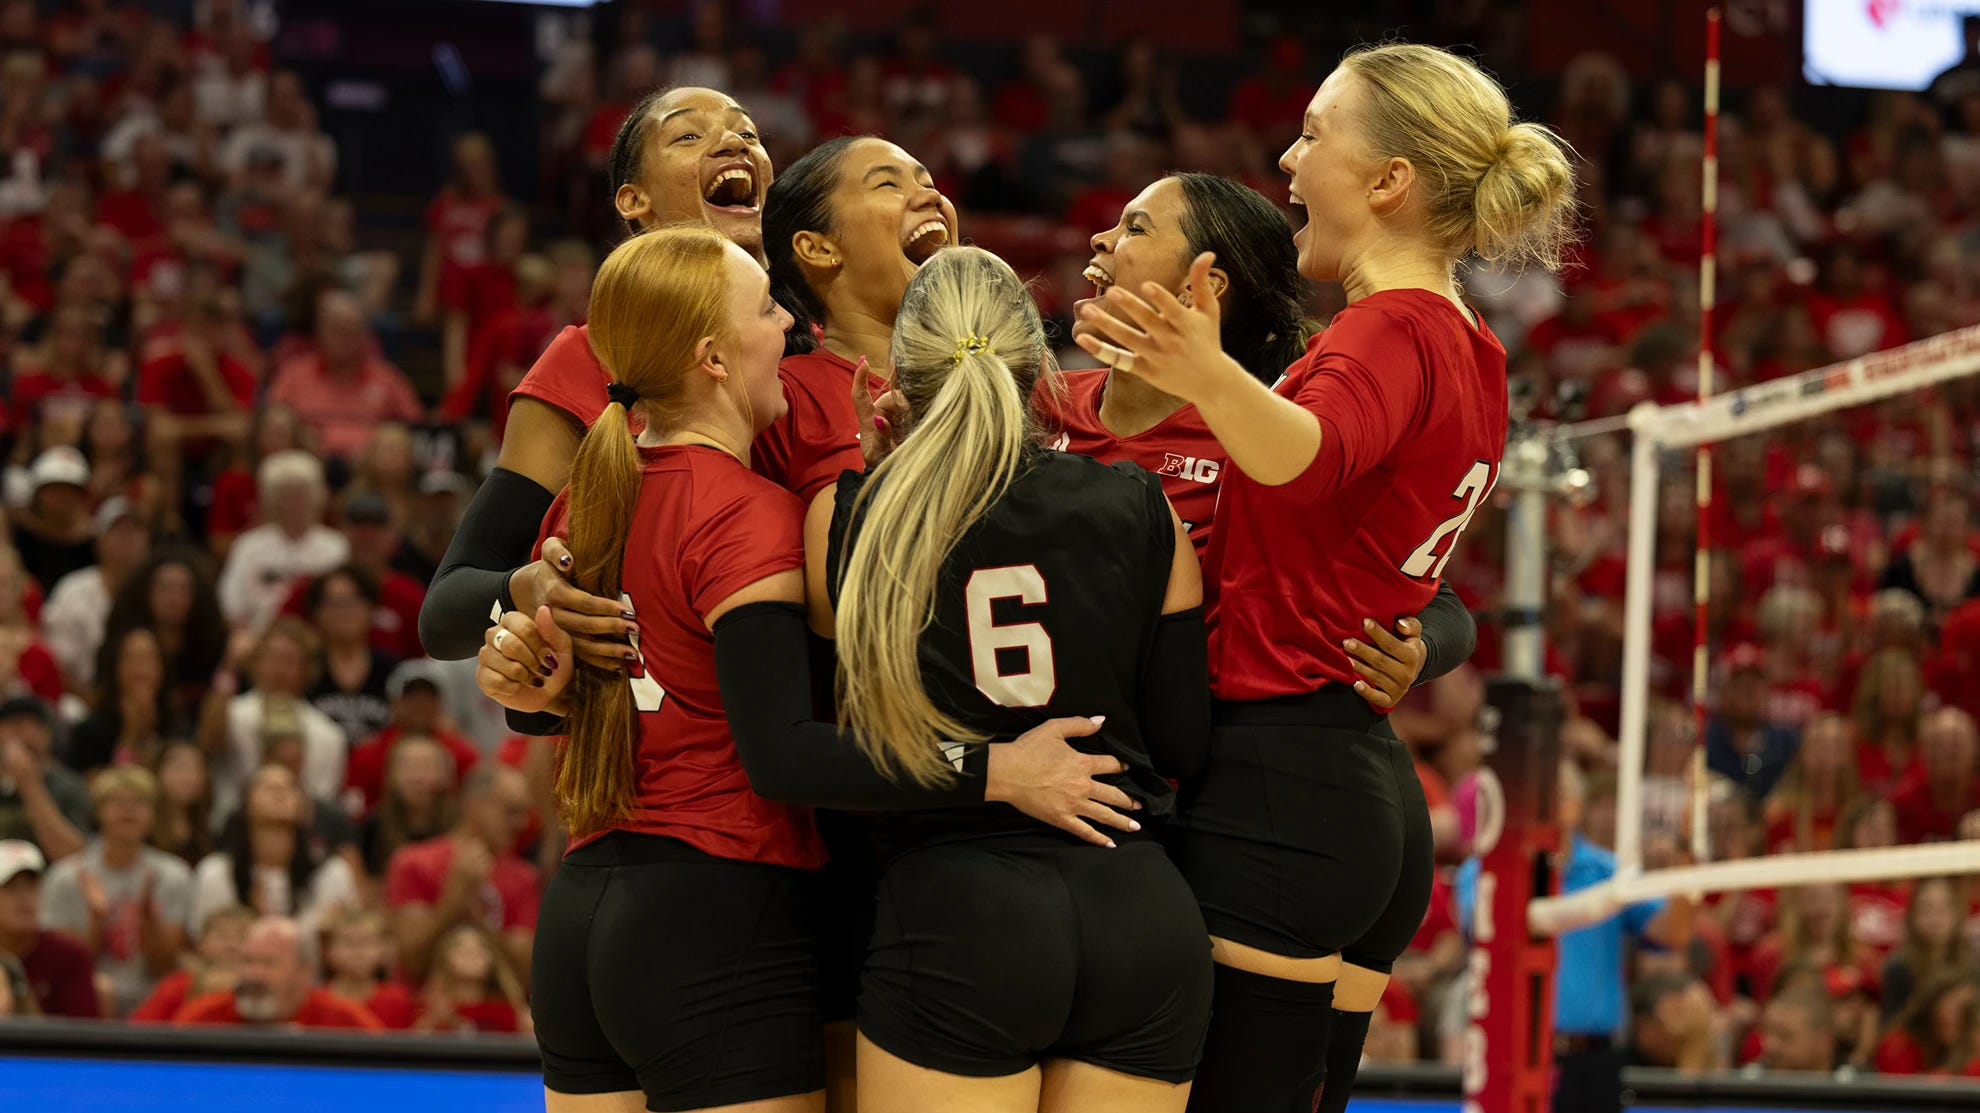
[1400,461,1496,580]
[620,593,665,711]
[965,566,1057,707]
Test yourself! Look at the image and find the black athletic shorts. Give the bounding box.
[532,831,825,1112]
[814,809,878,1024]
[1174,686,1435,974]
[859,833,1212,1082]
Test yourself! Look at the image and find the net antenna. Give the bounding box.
[1688,7,1722,867]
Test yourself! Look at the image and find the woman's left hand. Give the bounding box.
[1073,253,1248,406]
[1345,616,1428,711]
[477,606,574,714]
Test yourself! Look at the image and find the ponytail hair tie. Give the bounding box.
[606,382,640,408]
[950,333,994,365]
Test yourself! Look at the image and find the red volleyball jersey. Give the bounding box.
[1205,289,1508,702]
[1047,368,1225,556]
[509,326,863,502]
[510,324,608,425]
[538,445,825,870]
[754,348,868,504]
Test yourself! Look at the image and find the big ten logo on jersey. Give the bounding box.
[1157,453,1219,485]
[1401,459,1499,581]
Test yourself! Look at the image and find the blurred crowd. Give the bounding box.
[1,0,1978,1082]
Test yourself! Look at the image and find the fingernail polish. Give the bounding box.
[1344,639,1359,650]
[545,655,558,671]
[1104,840,1116,849]
[1091,715,1107,727]
[622,610,637,620]
[532,678,544,688]
[1129,820,1141,832]
[559,555,572,568]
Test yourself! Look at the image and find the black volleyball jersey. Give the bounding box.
[826,449,1180,860]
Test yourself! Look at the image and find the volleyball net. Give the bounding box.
[1468,323,1980,1113]
[1533,321,1980,932]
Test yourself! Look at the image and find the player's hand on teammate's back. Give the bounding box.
[985,715,1143,849]
[477,605,575,714]
[513,536,642,669]
[1345,616,1428,711]
[1073,252,1249,407]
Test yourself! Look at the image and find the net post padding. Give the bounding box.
[1467,679,1565,1113]
[1532,322,1980,933]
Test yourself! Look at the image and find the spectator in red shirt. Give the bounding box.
[384,764,536,981]
[346,662,479,819]
[97,131,171,243]
[1893,708,1980,843]
[447,241,593,441]
[267,289,424,461]
[11,303,125,428]
[1880,877,1970,1021]
[411,924,528,1034]
[441,206,528,393]
[333,493,425,660]
[1809,245,1908,360]
[415,133,505,328]
[1747,883,1873,1006]
[1873,971,1979,1076]
[129,901,252,1022]
[320,906,417,1029]
[0,839,98,1017]
[1764,713,1859,853]
[354,736,459,886]
[1852,647,1927,792]
[174,914,382,1029]
[137,295,256,471]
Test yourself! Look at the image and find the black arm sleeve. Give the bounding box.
[714,600,989,811]
[506,708,568,736]
[418,468,557,660]
[1140,607,1210,782]
[1415,581,1478,686]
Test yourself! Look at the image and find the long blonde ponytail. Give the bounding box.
[835,248,1051,786]
[558,225,734,835]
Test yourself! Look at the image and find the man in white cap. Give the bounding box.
[0,838,98,1017]
[10,446,95,588]
[40,496,152,690]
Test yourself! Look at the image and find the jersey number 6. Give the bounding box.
[965,565,1057,708]
[1401,460,1497,580]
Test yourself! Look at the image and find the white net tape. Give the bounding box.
[1529,323,1980,936]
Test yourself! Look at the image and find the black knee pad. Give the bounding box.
[1186,965,1336,1113]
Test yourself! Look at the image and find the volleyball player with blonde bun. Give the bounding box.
[1077,44,1578,1112]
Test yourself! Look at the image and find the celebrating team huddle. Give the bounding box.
[417,39,1575,1113]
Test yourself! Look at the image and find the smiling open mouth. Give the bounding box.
[1083,264,1115,295]
[704,167,758,211]
[904,219,950,264]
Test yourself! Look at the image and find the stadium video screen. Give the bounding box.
[1805,0,1980,89]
